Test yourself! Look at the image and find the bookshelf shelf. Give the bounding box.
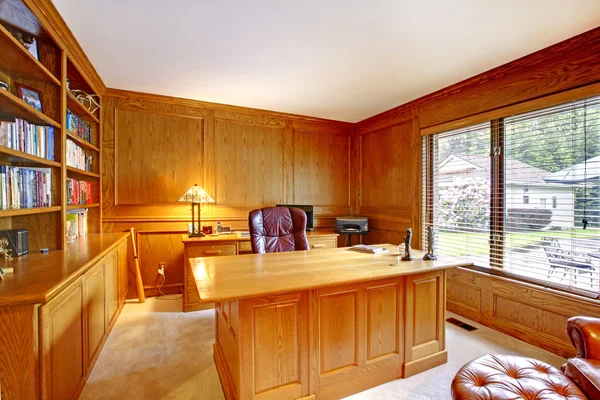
[66,131,99,152]
[0,205,61,217]
[67,203,99,210]
[0,24,60,86]
[0,89,61,128]
[0,146,61,167]
[67,92,100,124]
[67,166,99,179]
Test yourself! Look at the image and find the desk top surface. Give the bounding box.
[182,229,338,244]
[190,244,472,302]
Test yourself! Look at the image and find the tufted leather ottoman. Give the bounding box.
[451,354,587,400]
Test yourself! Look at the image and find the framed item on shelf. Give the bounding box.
[15,83,43,112]
[27,38,39,60]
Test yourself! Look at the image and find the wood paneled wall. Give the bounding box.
[101,89,355,297]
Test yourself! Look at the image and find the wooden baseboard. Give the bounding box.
[402,350,448,378]
[214,342,238,400]
[143,284,183,298]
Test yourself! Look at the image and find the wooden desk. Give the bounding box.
[190,245,472,400]
[182,230,339,312]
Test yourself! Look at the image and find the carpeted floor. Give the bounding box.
[80,297,565,400]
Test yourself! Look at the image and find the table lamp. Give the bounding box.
[177,184,215,237]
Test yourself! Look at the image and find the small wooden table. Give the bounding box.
[182,230,339,312]
[190,245,472,399]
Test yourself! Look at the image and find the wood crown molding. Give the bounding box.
[104,88,353,128]
[25,0,106,94]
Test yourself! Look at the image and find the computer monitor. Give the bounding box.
[276,204,314,231]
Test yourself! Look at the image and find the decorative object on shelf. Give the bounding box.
[423,226,438,261]
[0,81,8,91]
[201,225,213,235]
[3,25,38,60]
[177,184,216,237]
[0,237,13,261]
[70,89,102,113]
[15,83,43,112]
[401,227,414,261]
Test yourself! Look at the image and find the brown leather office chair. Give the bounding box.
[248,207,309,254]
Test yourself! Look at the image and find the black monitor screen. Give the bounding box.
[276,204,314,231]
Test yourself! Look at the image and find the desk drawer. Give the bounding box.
[308,237,337,250]
[238,240,252,253]
[187,243,237,258]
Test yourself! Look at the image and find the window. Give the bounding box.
[424,95,600,296]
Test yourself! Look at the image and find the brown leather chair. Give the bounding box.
[248,207,309,254]
[563,316,600,399]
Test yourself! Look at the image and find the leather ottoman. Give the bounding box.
[451,354,587,399]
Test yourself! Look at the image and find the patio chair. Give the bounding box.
[540,237,595,286]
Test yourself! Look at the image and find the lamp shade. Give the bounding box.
[177,184,216,204]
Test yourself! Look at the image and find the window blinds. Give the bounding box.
[423,95,600,296]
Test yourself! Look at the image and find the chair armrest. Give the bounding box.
[567,316,600,359]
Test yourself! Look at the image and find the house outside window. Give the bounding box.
[423,95,600,296]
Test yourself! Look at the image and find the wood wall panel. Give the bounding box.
[102,90,353,298]
[116,109,204,205]
[214,120,283,206]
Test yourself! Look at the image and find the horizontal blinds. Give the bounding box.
[423,123,491,267]
[502,96,600,294]
[423,95,600,296]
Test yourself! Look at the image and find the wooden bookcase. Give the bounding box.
[0,0,102,251]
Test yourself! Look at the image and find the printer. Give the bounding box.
[335,216,368,234]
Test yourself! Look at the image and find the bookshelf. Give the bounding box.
[0,0,102,251]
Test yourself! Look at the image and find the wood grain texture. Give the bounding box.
[136,231,185,295]
[116,109,204,204]
[367,283,399,360]
[83,262,105,368]
[447,267,600,358]
[319,290,358,373]
[0,305,37,400]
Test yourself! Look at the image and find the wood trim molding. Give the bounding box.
[24,0,106,94]
[420,83,600,136]
[104,88,354,127]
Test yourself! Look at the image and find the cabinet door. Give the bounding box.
[40,280,85,400]
[104,251,119,327]
[84,262,106,368]
[117,240,128,307]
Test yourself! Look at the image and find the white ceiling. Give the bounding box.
[52,0,600,123]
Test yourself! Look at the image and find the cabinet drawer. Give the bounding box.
[308,237,337,250]
[238,240,252,253]
[187,243,237,258]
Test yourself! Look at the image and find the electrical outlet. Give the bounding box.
[158,262,166,275]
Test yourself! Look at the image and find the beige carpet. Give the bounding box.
[80,297,565,400]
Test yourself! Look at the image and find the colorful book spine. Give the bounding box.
[66,209,88,238]
[66,110,93,144]
[0,166,51,210]
[0,120,54,160]
[66,139,93,172]
[66,178,94,205]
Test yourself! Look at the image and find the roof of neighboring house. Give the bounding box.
[439,154,550,184]
[544,155,600,183]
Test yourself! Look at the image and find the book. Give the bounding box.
[349,244,389,254]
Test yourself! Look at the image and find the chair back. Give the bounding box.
[248,207,309,254]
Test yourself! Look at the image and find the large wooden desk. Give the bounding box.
[182,230,339,311]
[190,245,472,400]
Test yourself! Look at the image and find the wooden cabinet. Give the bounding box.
[84,262,106,369]
[117,240,128,306]
[182,231,339,312]
[40,280,86,400]
[104,251,119,327]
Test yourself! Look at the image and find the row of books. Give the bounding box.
[67,209,88,239]
[67,178,94,205]
[0,166,52,210]
[66,139,93,172]
[0,120,55,160]
[66,110,93,144]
